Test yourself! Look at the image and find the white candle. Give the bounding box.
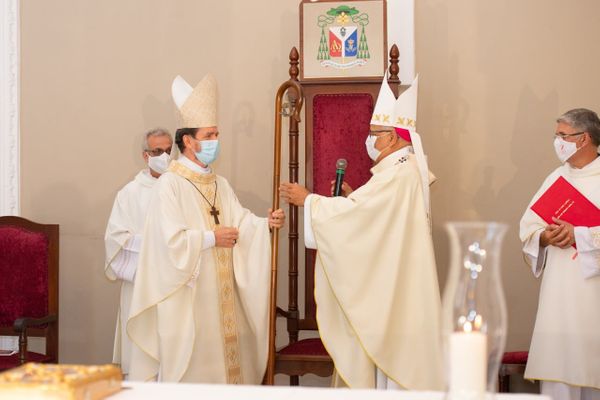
[449,331,487,399]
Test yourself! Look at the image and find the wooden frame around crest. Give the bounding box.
[300,0,388,81]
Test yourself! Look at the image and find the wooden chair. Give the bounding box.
[498,351,529,392]
[0,216,59,370]
[269,45,402,385]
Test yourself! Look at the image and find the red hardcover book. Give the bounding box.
[531,176,600,227]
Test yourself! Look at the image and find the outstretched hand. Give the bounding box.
[279,182,310,207]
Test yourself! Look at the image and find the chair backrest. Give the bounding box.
[282,45,402,336]
[0,216,59,359]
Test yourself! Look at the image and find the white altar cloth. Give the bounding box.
[109,382,548,400]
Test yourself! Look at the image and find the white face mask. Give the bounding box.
[365,135,381,161]
[553,137,579,163]
[147,152,171,174]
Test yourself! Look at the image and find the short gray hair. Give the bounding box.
[142,128,172,150]
[556,108,600,146]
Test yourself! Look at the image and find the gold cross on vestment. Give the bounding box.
[210,206,220,225]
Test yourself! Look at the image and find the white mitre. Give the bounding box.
[394,74,432,220]
[393,75,418,131]
[370,73,396,127]
[171,74,218,129]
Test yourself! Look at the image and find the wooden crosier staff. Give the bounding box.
[265,79,304,385]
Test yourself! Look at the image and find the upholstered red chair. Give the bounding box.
[0,216,59,370]
[269,45,403,385]
[498,351,529,392]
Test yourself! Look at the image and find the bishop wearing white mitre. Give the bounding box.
[280,76,444,390]
[127,74,284,383]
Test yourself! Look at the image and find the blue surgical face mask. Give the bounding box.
[194,139,220,165]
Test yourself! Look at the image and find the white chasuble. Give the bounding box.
[105,169,157,375]
[127,160,271,384]
[520,156,600,389]
[307,151,444,390]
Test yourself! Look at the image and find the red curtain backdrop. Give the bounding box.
[0,226,49,327]
[312,93,374,196]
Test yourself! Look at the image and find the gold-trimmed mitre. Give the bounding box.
[393,75,418,131]
[171,74,218,129]
[370,72,396,127]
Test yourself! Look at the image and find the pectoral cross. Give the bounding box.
[210,206,220,225]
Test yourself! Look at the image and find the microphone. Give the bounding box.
[333,159,348,197]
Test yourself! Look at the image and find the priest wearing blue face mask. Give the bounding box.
[127,74,285,384]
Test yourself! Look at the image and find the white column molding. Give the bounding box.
[0,0,20,216]
[388,0,415,83]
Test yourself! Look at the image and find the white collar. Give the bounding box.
[387,146,414,160]
[135,169,158,187]
[374,146,414,171]
[178,155,211,175]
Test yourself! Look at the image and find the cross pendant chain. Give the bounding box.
[184,178,220,226]
[210,206,220,225]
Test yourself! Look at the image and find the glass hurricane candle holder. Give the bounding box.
[442,222,508,400]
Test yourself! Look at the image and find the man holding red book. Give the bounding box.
[520,108,600,400]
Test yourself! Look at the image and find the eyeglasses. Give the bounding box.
[145,148,172,157]
[368,129,394,138]
[554,131,585,139]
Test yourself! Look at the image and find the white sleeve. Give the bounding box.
[111,231,214,283]
[124,234,142,252]
[574,226,600,280]
[202,230,216,250]
[109,234,143,282]
[186,231,216,288]
[110,247,139,283]
[304,194,317,249]
[522,229,548,278]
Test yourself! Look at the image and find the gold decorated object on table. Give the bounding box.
[0,363,122,400]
